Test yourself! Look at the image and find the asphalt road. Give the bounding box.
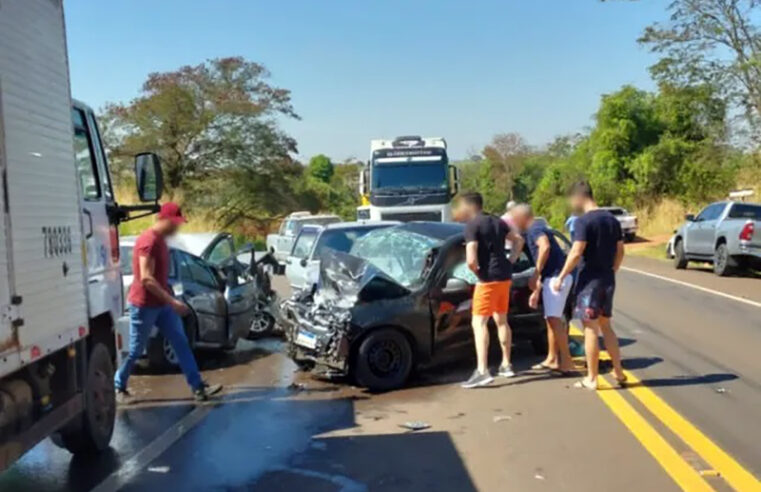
[1,256,759,491]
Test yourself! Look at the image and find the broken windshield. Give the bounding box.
[349,228,441,287]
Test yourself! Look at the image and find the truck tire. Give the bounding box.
[353,328,413,392]
[53,343,116,454]
[713,243,736,277]
[147,316,196,371]
[673,239,688,269]
[624,232,636,243]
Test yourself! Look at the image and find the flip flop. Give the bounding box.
[531,363,554,371]
[614,375,628,388]
[573,379,598,390]
[550,369,580,378]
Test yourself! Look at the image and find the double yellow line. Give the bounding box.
[568,325,761,492]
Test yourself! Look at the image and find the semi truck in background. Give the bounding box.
[0,0,162,470]
[357,136,460,222]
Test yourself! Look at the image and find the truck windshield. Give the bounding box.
[372,162,448,192]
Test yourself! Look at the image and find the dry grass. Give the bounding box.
[633,198,691,238]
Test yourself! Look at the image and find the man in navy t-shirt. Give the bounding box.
[552,181,626,390]
[512,205,575,375]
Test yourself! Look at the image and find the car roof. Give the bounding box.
[292,214,340,222]
[394,221,465,241]
[322,220,400,231]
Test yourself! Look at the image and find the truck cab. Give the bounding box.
[357,136,460,222]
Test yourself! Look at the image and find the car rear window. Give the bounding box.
[607,208,626,216]
[728,204,761,220]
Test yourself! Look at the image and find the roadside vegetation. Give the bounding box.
[109,0,761,245]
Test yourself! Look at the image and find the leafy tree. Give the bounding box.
[639,0,761,136]
[481,133,530,202]
[307,154,334,183]
[103,57,298,199]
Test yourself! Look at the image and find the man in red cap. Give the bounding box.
[115,202,222,401]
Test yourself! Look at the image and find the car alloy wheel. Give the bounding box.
[367,339,403,377]
[163,337,179,366]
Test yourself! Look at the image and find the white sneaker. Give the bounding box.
[461,370,494,388]
[497,364,515,378]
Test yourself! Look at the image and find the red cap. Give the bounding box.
[158,202,187,225]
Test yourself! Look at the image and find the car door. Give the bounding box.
[224,272,256,342]
[689,204,723,255]
[285,227,320,290]
[429,245,477,357]
[203,234,235,266]
[176,251,227,344]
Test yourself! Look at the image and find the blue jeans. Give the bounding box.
[114,304,203,391]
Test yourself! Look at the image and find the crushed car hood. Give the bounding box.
[316,250,411,308]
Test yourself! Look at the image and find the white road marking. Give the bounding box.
[91,404,214,492]
[621,266,761,309]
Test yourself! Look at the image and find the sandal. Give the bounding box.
[573,379,598,390]
[550,369,580,378]
[531,362,555,371]
[614,375,628,388]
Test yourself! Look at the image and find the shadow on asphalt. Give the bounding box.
[633,372,738,389]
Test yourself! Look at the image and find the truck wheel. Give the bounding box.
[673,239,688,269]
[52,343,116,454]
[624,232,636,243]
[353,328,413,392]
[147,318,196,370]
[713,243,736,276]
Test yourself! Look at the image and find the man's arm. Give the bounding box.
[552,240,586,291]
[506,229,524,264]
[533,235,550,279]
[466,241,479,275]
[138,255,188,314]
[614,240,625,272]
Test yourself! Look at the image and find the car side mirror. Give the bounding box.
[300,258,308,267]
[685,214,695,222]
[135,153,163,203]
[442,277,470,295]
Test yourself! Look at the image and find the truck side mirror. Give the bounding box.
[359,165,369,195]
[449,165,460,196]
[135,153,163,203]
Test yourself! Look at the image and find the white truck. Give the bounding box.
[357,136,460,222]
[265,212,340,270]
[0,0,162,470]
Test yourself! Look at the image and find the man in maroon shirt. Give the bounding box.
[114,203,221,401]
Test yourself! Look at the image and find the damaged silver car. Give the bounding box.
[281,222,562,391]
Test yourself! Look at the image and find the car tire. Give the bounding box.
[673,239,688,269]
[147,316,196,371]
[353,328,413,392]
[713,243,736,277]
[246,310,275,340]
[52,343,116,454]
[530,332,549,356]
[625,232,636,243]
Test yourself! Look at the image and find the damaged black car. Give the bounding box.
[281,222,572,391]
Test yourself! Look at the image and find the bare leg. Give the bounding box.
[471,315,490,374]
[548,317,574,371]
[599,316,625,380]
[583,320,600,384]
[493,312,512,367]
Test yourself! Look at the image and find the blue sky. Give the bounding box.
[64,0,667,161]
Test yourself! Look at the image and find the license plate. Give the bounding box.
[295,329,317,349]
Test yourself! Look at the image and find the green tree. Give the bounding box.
[307,154,334,183]
[103,57,298,199]
[639,0,761,136]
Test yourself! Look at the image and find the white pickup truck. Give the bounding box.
[0,0,161,470]
[265,212,340,271]
[600,207,638,242]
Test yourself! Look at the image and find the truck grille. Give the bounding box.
[381,211,442,222]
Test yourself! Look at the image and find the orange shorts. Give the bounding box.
[472,280,511,316]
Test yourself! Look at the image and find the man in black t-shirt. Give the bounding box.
[552,181,626,390]
[458,192,525,389]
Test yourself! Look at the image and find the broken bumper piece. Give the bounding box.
[281,298,353,375]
